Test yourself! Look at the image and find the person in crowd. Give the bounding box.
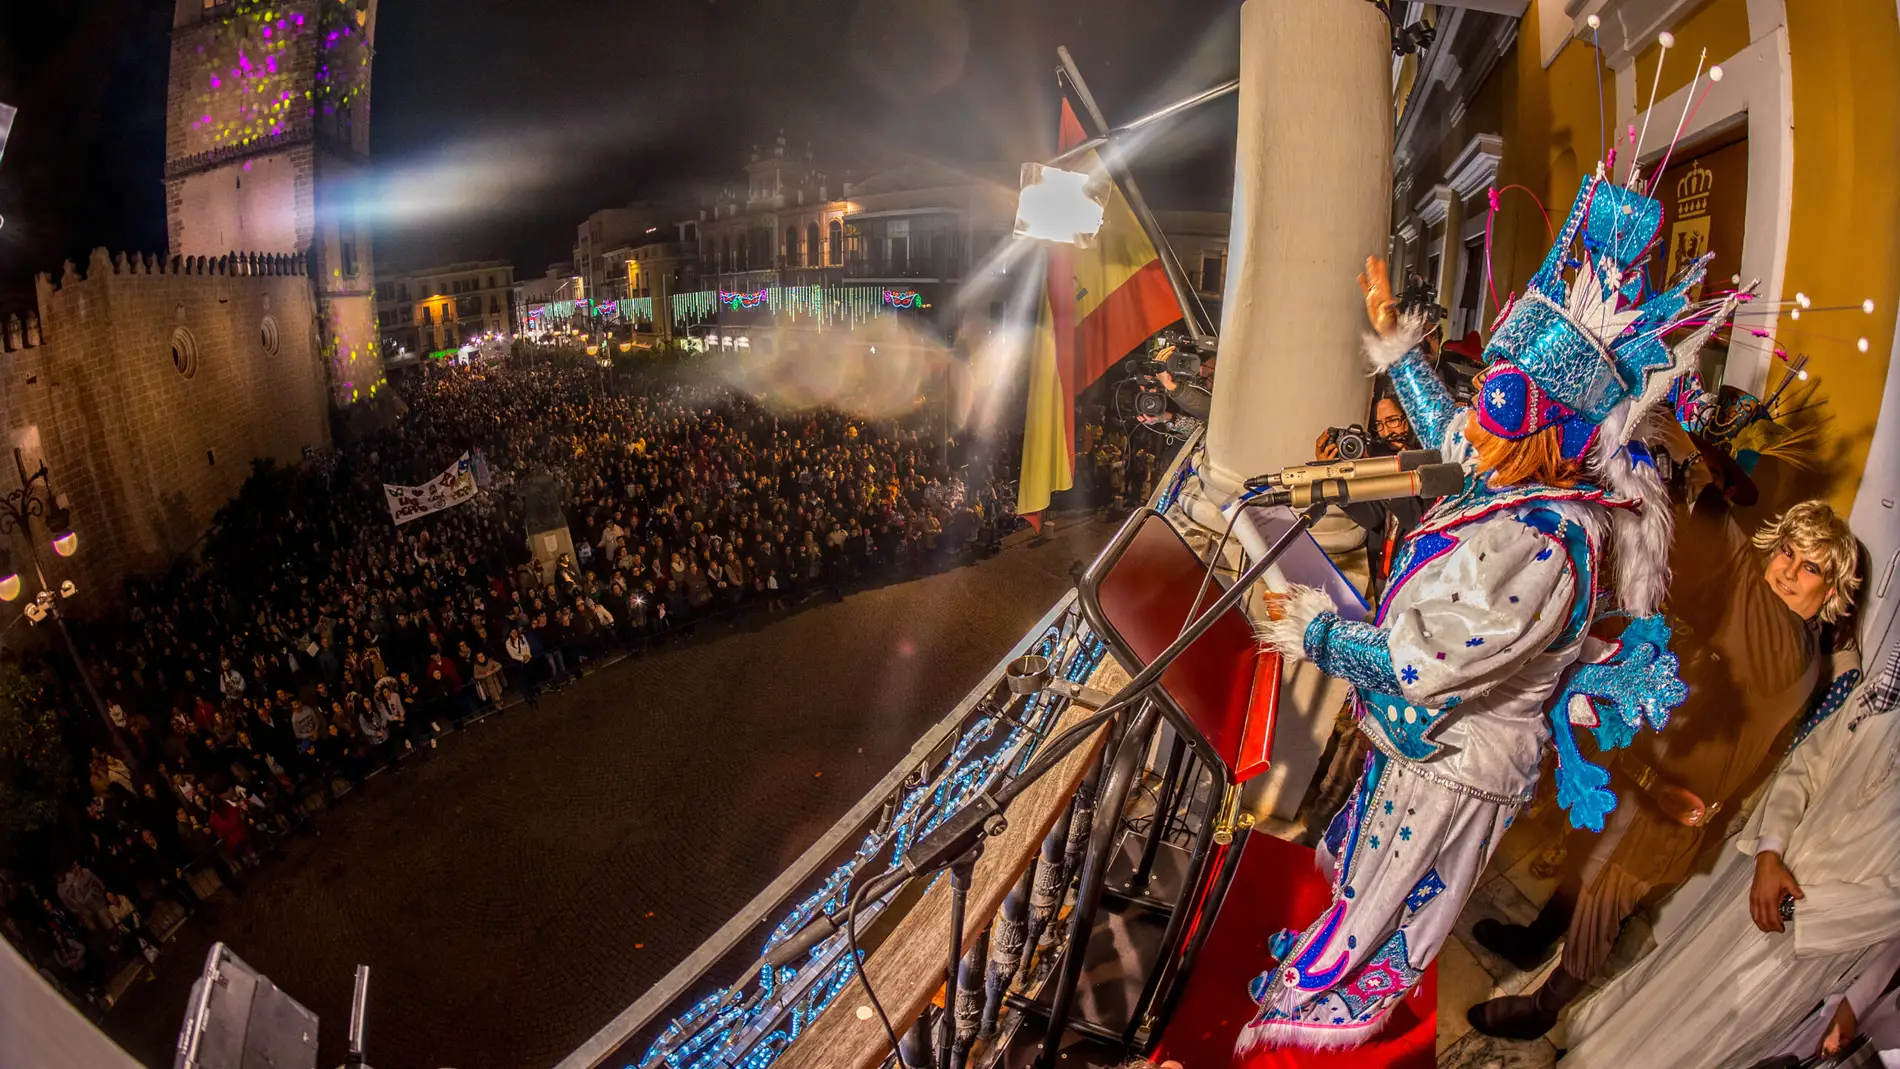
[0,356,1065,998]
[55,861,112,934]
[472,651,505,708]
[1470,489,1863,1036]
[1561,641,1900,1069]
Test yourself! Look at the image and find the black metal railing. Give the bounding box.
[841,257,961,281]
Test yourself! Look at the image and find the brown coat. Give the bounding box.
[1604,493,1819,887]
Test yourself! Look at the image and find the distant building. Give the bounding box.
[1154,209,1231,323]
[377,260,516,356]
[164,0,383,405]
[673,140,1223,345]
[517,263,581,336]
[0,0,381,597]
[573,205,676,310]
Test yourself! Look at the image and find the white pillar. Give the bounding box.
[1194,0,1394,823]
[1202,0,1395,496]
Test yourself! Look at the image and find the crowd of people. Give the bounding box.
[0,355,1075,1007]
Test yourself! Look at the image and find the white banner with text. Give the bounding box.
[384,453,478,525]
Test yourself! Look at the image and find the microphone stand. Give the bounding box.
[937,843,981,1069]
[766,500,1331,1050]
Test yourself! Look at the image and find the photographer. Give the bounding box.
[1153,362,1212,420]
[1132,335,1214,430]
[1313,381,1431,602]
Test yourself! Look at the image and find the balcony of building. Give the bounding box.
[839,209,963,283]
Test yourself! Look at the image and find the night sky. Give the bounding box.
[0,0,1236,305]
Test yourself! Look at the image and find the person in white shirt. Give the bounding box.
[1564,641,1900,1068]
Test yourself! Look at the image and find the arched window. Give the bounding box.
[806,222,822,267]
[785,226,800,267]
[827,220,843,266]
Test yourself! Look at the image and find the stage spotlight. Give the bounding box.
[1014,163,1107,247]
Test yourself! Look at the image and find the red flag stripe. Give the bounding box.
[1075,259,1183,389]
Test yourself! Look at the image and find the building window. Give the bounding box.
[828,220,843,266]
[487,275,496,289]
[489,295,499,314]
[1200,252,1223,294]
[806,222,821,268]
[341,239,357,279]
[785,226,800,266]
[1455,235,1486,337]
[170,326,199,378]
[259,315,280,355]
[720,237,730,273]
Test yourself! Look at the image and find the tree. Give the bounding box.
[0,662,69,859]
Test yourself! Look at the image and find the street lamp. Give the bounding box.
[0,448,129,764]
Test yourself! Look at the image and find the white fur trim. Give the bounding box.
[1587,429,1674,617]
[1616,290,1745,448]
[1256,584,1337,662]
[1234,1006,1392,1056]
[1362,311,1431,373]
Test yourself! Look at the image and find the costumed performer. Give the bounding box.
[1237,162,1742,1054]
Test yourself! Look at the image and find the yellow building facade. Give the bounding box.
[1391,0,1897,523]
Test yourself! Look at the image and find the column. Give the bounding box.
[1192,0,1394,822]
[1200,0,1395,497]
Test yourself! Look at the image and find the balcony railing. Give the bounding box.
[841,258,961,281]
[561,440,1205,1069]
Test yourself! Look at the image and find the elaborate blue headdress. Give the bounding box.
[1473,167,1741,462]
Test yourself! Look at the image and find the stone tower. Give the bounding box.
[164,0,385,407]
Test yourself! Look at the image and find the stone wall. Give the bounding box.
[2,248,331,597]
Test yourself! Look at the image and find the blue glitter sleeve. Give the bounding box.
[1386,348,1458,450]
[1304,611,1403,694]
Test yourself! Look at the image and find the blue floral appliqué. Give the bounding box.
[1403,868,1446,913]
[1400,665,1419,684]
[1548,613,1687,830]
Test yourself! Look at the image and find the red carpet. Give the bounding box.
[1152,830,1437,1069]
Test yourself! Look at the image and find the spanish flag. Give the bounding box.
[1017,100,1184,524]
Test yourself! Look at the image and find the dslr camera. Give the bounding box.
[1321,424,1375,460]
[1125,334,1206,420]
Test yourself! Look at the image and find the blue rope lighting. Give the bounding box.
[639,613,1105,1069]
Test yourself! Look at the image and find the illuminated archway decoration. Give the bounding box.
[719,289,770,310]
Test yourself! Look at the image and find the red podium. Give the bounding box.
[1069,510,1435,1068]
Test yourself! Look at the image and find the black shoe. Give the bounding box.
[1467,993,1559,1040]
[1471,917,1557,972]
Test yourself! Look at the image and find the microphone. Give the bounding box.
[1247,448,1441,490]
[1250,462,1465,508]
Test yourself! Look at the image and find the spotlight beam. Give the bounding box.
[1056,46,1219,349]
[1046,77,1240,170]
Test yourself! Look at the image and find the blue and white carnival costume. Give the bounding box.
[1236,168,1743,1054]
